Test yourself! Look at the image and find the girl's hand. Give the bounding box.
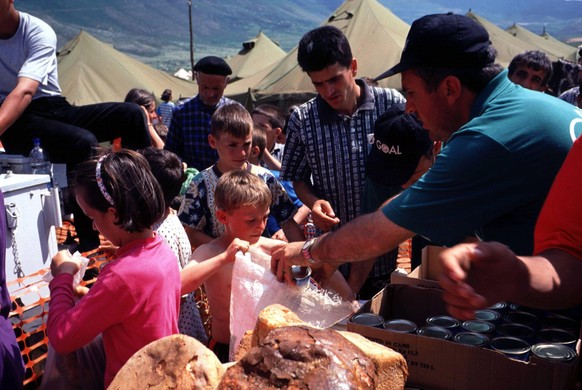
[51,250,82,277]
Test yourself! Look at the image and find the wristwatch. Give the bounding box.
[301,238,318,265]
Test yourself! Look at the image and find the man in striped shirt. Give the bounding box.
[280,25,405,294]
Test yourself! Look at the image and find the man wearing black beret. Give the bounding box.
[165,56,241,170]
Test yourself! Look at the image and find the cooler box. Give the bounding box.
[1,172,61,287]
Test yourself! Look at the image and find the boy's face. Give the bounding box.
[218,204,269,244]
[252,113,280,150]
[209,132,252,171]
[509,65,548,92]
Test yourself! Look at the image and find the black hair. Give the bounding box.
[508,50,553,86]
[73,148,165,232]
[139,147,185,208]
[297,25,352,73]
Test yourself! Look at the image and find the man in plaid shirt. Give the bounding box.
[280,26,405,295]
[165,56,241,170]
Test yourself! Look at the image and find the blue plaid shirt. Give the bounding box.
[165,95,241,170]
[281,80,405,276]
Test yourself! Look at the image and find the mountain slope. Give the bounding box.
[17,0,581,72]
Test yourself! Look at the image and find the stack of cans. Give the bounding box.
[348,303,579,362]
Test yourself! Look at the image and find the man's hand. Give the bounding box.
[311,199,340,231]
[270,241,309,284]
[439,242,521,320]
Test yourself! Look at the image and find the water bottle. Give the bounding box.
[29,138,51,175]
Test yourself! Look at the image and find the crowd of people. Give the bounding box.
[1,1,581,387]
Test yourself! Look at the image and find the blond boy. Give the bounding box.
[177,104,304,247]
[181,170,354,363]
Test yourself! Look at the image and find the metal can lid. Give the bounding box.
[474,309,501,322]
[462,320,495,334]
[454,332,490,347]
[531,343,576,362]
[383,319,417,333]
[491,337,530,354]
[487,302,508,311]
[537,328,577,344]
[498,323,535,339]
[426,315,460,329]
[541,314,579,333]
[417,326,453,340]
[350,312,384,327]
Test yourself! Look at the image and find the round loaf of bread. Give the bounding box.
[218,325,377,389]
[108,334,225,390]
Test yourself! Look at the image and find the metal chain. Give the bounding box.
[8,228,24,280]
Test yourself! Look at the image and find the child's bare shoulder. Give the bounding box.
[191,239,228,263]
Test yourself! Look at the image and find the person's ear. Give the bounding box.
[107,207,119,224]
[274,127,282,138]
[350,58,358,77]
[250,145,260,159]
[441,75,462,103]
[216,209,228,225]
[208,134,217,149]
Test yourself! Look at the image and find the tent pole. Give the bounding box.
[188,0,195,74]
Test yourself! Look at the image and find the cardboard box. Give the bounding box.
[390,266,441,289]
[420,245,446,280]
[347,284,578,390]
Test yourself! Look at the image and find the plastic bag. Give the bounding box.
[43,251,89,287]
[229,248,356,359]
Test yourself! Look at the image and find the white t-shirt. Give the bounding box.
[0,12,61,102]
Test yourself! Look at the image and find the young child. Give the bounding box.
[181,170,353,363]
[351,104,435,299]
[178,103,304,247]
[140,147,208,344]
[251,104,286,170]
[45,149,181,388]
[250,126,310,238]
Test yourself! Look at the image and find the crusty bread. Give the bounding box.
[234,330,254,361]
[108,334,225,390]
[219,326,377,389]
[249,303,305,348]
[236,304,408,390]
[339,331,409,390]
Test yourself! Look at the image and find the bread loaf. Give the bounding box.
[339,331,409,390]
[237,304,408,389]
[249,303,304,348]
[108,334,225,390]
[219,325,377,389]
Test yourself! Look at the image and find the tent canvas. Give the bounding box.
[227,31,286,81]
[57,31,196,106]
[505,23,577,62]
[466,11,543,68]
[226,0,410,110]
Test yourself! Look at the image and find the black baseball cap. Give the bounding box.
[193,56,232,76]
[376,13,493,80]
[366,104,433,187]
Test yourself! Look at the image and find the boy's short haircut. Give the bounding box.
[211,104,252,139]
[297,25,353,73]
[140,147,185,208]
[508,50,553,86]
[252,104,285,130]
[252,126,267,161]
[215,170,272,213]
